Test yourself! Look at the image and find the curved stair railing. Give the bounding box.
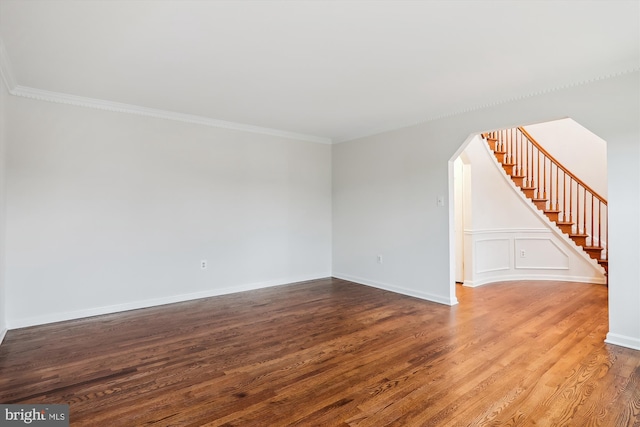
[482,127,608,275]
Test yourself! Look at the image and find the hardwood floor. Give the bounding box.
[1,278,638,426]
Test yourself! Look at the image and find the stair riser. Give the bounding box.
[585,250,603,260]
[533,200,548,210]
[511,177,527,187]
[570,236,587,247]
[559,226,573,235]
[544,212,559,222]
[501,165,514,175]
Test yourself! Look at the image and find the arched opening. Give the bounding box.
[449,118,608,299]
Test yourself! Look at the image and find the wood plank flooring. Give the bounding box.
[1,278,639,426]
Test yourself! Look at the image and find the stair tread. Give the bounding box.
[532,198,548,202]
[570,233,589,237]
[598,259,608,264]
[584,246,604,251]
[544,209,561,213]
[511,174,526,178]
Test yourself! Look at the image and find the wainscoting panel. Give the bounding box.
[463,228,604,287]
[514,238,569,270]
[475,238,510,273]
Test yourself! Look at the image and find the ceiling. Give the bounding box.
[0,0,638,143]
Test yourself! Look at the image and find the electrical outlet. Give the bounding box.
[200,260,208,270]
[377,255,383,264]
[520,250,526,258]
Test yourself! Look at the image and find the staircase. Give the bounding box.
[481,127,608,277]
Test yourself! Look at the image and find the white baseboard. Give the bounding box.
[332,273,458,306]
[464,274,606,288]
[7,273,330,330]
[605,332,640,351]
[0,328,7,346]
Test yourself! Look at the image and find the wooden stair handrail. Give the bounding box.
[518,126,607,205]
[484,126,608,277]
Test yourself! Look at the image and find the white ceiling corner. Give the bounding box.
[0,0,638,143]
[9,84,333,144]
[0,35,332,144]
[0,37,16,92]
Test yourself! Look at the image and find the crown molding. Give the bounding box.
[0,38,17,92]
[10,86,333,144]
[2,26,637,146]
[336,66,640,143]
[0,35,331,144]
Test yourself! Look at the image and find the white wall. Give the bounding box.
[332,71,640,350]
[606,99,640,351]
[0,81,7,343]
[524,118,607,198]
[453,157,464,282]
[332,124,457,304]
[461,135,604,287]
[5,95,332,328]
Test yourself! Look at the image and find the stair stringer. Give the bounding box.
[480,137,607,279]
